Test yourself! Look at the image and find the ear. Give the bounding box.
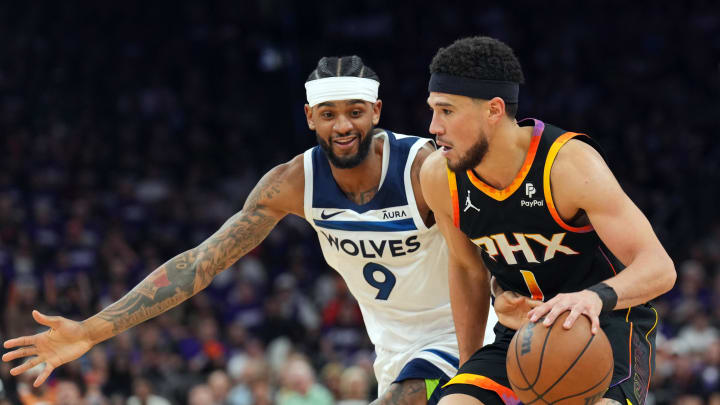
[372,99,382,126]
[304,104,316,130]
[487,97,506,125]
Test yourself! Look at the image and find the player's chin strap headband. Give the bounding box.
[305,77,380,107]
[428,73,519,103]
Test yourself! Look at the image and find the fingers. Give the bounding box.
[4,335,35,349]
[542,303,568,327]
[33,310,61,328]
[562,309,581,329]
[590,314,600,335]
[10,356,44,376]
[2,347,38,362]
[528,300,553,322]
[34,364,55,387]
[525,298,543,309]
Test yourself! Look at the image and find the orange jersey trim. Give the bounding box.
[443,374,520,405]
[466,134,541,201]
[543,132,594,233]
[644,307,659,400]
[447,167,460,228]
[598,246,618,276]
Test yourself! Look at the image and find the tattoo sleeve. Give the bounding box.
[371,379,427,405]
[86,171,285,342]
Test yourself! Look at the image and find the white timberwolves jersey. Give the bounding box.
[304,130,456,352]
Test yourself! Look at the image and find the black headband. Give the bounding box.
[428,73,519,103]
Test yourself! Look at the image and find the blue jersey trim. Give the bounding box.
[314,218,417,232]
[422,349,460,368]
[393,357,451,383]
[310,130,415,213]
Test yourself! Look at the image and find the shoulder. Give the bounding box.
[553,138,606,172]
[410,140,436,178]
[419,150,453,214]
[420,149,449,186]
[550,138,619,210]
[266,153,306,187]
[551,139,611,187]
[248,154,305,216]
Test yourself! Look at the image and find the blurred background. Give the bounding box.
[0,1,718,404]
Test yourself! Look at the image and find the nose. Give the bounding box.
[333,114,353,134]
[429,111,444,136]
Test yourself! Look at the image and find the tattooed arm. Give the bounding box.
[2,157,305,386]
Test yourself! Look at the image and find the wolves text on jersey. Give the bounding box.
[471,232,578,265]
[319,231,421,258]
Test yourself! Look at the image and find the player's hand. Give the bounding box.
[494,290,542,330]
[527,290,603,334]
[2,310,95,387]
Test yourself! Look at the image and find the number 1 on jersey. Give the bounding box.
[363,263,396,300]
[519,270,544,301]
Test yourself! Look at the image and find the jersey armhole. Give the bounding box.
[405,138,434,231]
[543,132,594,233]
[446,167,460,228]
[302,150,315,225]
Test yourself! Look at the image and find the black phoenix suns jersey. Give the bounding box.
[448,118,623,301]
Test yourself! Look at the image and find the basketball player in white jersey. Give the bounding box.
[3,56,522,404]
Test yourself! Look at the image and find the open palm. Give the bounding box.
[2,310,94,387]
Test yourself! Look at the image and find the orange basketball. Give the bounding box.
[506,312,613,405]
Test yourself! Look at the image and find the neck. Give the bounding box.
[472,119,533,189]
[329,136,384,201]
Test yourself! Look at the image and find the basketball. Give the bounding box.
[506,312,613,405]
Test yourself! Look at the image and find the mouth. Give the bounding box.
[436,140,453,155]
[333,135,358,151]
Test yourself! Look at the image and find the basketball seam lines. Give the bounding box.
[549,366,613,404]
[534,320,555,386]
[522,327,597,405]
[512,320,556,405]
[513,322,539,390]
[531,334,596,404]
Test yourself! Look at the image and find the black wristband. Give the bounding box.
[586,282,618,313]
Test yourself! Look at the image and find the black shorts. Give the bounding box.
[441,304,658,405]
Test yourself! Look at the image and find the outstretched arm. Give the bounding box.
[3,159,303,386]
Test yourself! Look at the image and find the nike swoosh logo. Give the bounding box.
[320,210,345,219]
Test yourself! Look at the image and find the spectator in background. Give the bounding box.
[126,377,171,405]
[277,356,333,405]
[338,366,371,405]
[55,378,85,405]
[674,311,719,356]
[207,369,231,405]
[0,3,717,404]
[187,384,216,405]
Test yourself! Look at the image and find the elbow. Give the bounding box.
[659,255,677,294]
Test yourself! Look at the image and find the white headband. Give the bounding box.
[305,76,379,107]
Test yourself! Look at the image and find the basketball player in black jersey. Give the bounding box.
[420,36,676,405]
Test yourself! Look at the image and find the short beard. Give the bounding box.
[316,127,375,169]
[447,137,489,172]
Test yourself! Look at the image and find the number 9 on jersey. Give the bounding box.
[363,263,397,300]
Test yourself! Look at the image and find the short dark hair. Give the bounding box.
[306,55,379,83]
[430,36,524,117]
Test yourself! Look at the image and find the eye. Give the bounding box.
[321,111,334,119]
[442,109,453,115]
[350,109,363,118]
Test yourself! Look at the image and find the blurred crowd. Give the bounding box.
[0,1,718,404]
